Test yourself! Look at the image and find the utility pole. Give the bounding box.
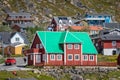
[2,40,4,57]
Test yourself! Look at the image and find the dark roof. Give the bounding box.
[19,32,29,44]
[7,12,31,16]
[7,78,36,80]
[104,23,120,29]
[86,13,111,16]
[0,32,11,44]
[0,32,29,44]
[101,34,120,40]
[99,29,120,40]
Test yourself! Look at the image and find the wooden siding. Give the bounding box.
[28,55,33,65]
[103,40,120,48]
[47,54,64,66]
[82,55,97,66]
[31,34,41,48]
[65,44,81,66]
[27,34,46,66]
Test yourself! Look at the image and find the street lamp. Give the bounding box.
[0,36,4,57]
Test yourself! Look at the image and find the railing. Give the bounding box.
[97,62,117,67]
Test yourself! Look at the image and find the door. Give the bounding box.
[36,54,41,63]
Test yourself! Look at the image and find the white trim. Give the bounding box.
[81,45,83,65]
[83,55,88,61]
[68,54,73,61]
[89,55,94,61]
[74,54,80,61]
[50,54,55,61]
[30,33,37,48]
[64,44,66,65]
[74,44,79,49]
[15,44,26,47]
[96,55,97,65]
[46,53,48,64]
[33,54,35,65]
[57,54,62,61]
[64,31,68,43]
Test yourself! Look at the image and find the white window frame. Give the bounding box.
[68,54,73,61]
[67,44,72,49]
[57,54,62,60]
[83,55,88,61]
[15,37,19,41]
[50,54,55,60]
[112,41,116,46]
[74,54,80,61]
[74,44,79,49]
[89,55,94,61]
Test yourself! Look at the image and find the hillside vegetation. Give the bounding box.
[0,0,119,25]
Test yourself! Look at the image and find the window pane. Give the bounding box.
[68,54,72,60]
[75,55,79,60]
[57,54,62,60]
[74,44,79,49]
[67,44,72,49]
[50,54,55,60]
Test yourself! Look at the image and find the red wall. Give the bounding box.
[82,55,97,66]
[31,34,41,48]
[28,34,46,66]
[28,55,33,65]
[103,40,120,48]
[47,54,64,65]
[65,44,81,66]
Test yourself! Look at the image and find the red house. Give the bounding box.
[48,16,73,31]
[26,31,98,66]
[92,29,120,55]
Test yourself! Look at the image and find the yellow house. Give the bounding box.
[4,43,26,55]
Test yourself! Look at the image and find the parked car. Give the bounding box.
[5,58,16,65]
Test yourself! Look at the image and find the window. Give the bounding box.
[50,54,55,60]
[89,55,94,61]
[67,44,72,49]
[112,41,116,46]
[74,44,79,49]
[83,55,88,61]
[40,44,43,48]
[68,54,73,60]
[15,37,19,41]
[36,44,43,48]
[74,54,80,60]
[36,54,41,63]
[57,54,62,60]
[36,44,39,48]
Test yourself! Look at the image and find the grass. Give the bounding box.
[0,71,56,80]
[0,58,4,64]
[98,54,118,62]
[0,70,120,80]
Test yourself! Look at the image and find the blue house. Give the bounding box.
[84,13,112,26]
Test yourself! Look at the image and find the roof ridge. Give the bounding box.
[64,31,68,43]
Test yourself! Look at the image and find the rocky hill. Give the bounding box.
[0,0,119,25]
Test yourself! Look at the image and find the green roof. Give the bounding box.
[37,31,98,54]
